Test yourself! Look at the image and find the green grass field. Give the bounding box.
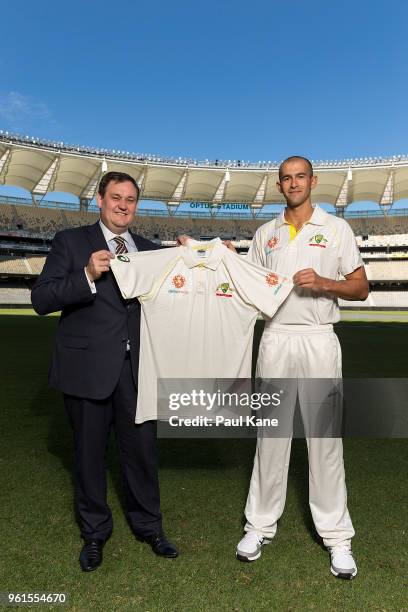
[0,312,407,611]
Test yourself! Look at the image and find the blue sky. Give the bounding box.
[0,0,407,209]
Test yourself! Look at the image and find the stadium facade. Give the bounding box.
[0,131,408,309]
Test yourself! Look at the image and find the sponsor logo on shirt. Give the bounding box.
[215,282,235,297]
[117,255,130,262]
[265,236,279,254]
[309,233,328,248]
[168,274,189,294]
[172,274,186,288]
[265,273,279,286]
[265,272,283,295]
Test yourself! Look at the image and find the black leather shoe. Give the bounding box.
[144,532,178,558]
[79,539,104,572]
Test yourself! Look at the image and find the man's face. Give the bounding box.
[96,180,138,233]
[277,159,317,208]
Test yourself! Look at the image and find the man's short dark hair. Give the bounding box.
[278,156,314,180]
[97,171,140,200]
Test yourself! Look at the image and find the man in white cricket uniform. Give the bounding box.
[110,238,293,422]
[236,156,368,580]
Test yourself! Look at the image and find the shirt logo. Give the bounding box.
[117,255,130,262]
[215,282,235,298]
[172,274,186,289]
[168,274,189,294]
[267,237,279,249]
[309,233,328,248]
[265,272,284,295]
[265,236,279,254]
[266,273,279,286]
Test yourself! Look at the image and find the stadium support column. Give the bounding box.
[334,171,350,218]
[167,170,188,216]
[250,203,263,218]
[79,198,91,211]
[166,201,178,216]
[251,174,269,217]
[380,170,394,216]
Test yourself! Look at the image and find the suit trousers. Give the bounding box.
[64,354,162,541]
[244,323,355,547]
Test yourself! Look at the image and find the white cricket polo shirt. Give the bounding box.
[110,238,293,423]
[247,205,363,326]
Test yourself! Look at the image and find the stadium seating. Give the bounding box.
[0,255,47,275]
[64,209,99,228]
[356,233,408,248]
[0,204,16,231]
[12,205,65,236]
[1,285,406,308]
[2,199,408,243]
[0,255,31,275]
[25,255,47,275]
[348,216,408,237]
[338,291,408,308]
[2,201,408,309]
[364,260,408,281]
[0,286,32,304]
[0,202,265,241]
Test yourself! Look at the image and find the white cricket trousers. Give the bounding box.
[244,323,355,547]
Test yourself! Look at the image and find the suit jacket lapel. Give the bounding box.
[131,232,146,252]
[86,222,109,253]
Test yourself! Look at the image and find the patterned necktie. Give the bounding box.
[113,235,128,255]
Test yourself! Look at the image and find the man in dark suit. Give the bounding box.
[31,171,178,571]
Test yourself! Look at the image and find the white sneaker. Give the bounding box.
[329,541,357,580]
[236,531,271,562]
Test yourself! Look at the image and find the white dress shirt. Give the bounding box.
[84,220,138,292]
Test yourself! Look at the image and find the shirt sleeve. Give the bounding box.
[84,267,97,293]
[246,227,266,267]
[224,249,293,318]
[338,222,364,277]
[110,247,179,299]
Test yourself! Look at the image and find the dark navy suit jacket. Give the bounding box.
[31,222,160,400]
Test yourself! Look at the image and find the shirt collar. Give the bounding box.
[276,204,327,229]
[99,219,131,244]
[181,238,224,270]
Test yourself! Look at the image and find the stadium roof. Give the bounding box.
[1,131,408,210]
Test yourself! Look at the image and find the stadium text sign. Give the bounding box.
[189,203,250,210]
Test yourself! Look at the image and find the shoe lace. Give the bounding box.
[85,540,102,560]
[245,531,264,546]
[330,542,352,556]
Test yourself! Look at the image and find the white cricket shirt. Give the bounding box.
[247,205,363,326]
[110,238,293,423]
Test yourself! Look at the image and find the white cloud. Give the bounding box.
[0,91,57,132]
